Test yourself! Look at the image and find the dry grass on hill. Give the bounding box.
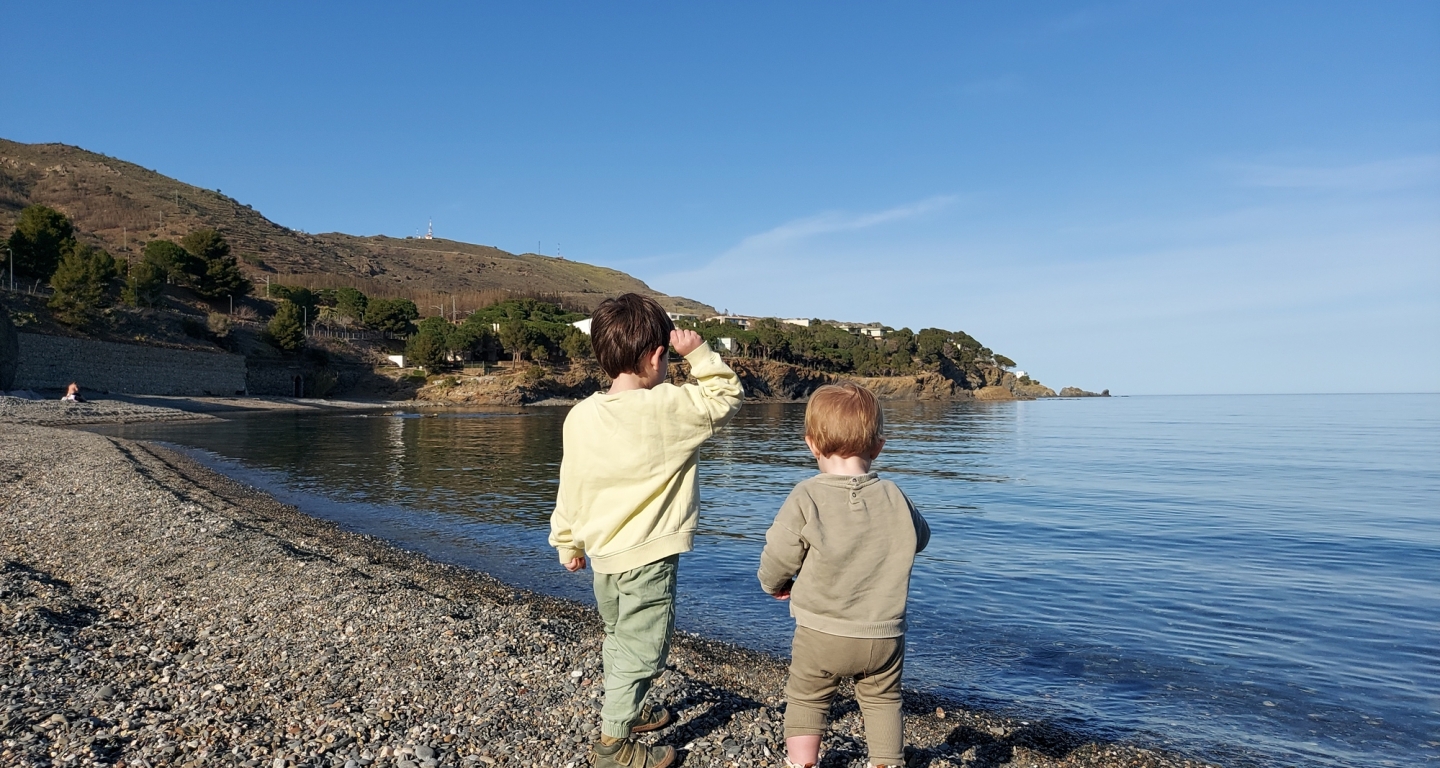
[0,139,712,316]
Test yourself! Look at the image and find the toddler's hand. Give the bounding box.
[670,329,704,357]
[564,557,587,572]
[772,590,790,601]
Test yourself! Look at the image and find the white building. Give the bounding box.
[572,318,593,335]
[706,315,754,329]
[781,318,812,328]
[667,312,699,324]
[826,321,885,338]
[715,337,736,352]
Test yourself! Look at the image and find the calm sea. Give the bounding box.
[94,394,1440,768]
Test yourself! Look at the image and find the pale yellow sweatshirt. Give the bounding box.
[548,343,744,574]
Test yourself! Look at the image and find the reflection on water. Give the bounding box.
[94,395,1440,768]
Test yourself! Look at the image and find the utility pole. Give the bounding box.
[452,294,457,323]
[5,246,12,292]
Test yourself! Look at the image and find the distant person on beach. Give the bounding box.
[549,293,743,768]
[61,382,85,403]
[758,382,930,768]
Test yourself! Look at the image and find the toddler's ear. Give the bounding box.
[804,435,823,459]
[870,437,886,460]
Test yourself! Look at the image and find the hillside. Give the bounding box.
[0,139,712,314]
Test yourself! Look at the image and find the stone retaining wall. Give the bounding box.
[14,333,248,396]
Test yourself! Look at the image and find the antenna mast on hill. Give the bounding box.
[425,219,434,240]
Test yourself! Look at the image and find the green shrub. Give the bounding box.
[364,298,419,335]
[7,205,76,280]
[266,301,305,353]
[206,312,232,338]
[48,244,117,325]
[405,329,448,372]
[123,256,167,307]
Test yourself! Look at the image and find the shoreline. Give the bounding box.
[0,393,402,427]
[0,424,1220,768]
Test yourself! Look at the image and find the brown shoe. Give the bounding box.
[630,704,671,734]
[592,737,675,768]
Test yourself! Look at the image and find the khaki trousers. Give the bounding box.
[784,626,906,766]
[593,554,679,738]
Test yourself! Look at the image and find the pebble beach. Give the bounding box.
[0,414,1223,768]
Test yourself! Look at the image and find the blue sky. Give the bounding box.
[4,2,1437,394]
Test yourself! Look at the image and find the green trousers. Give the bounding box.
[593,554,679,738]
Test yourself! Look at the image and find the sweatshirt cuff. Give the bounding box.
[557,547,584,564]
[683,342,716,364]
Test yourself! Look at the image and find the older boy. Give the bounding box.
[758,382,930,768]
[550,293,743,768]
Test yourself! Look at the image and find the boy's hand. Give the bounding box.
[670,329,704,357]
[772,590,790,601]
[564,557,587,572]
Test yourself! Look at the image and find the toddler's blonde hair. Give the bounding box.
[804,382,884,458]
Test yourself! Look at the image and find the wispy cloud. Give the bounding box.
[650,195,959,316]
[1232,155,1440,191]
[730,195,957,252]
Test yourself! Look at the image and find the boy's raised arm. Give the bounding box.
[673,330,744,430]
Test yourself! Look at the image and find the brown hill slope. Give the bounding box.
[0,139,712,314]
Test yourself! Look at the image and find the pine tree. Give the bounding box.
[266,300,305,353]
[196,252,252,300]
[48,244,117,325]
[180,230,251,299]
[405,329,449,372]
[7,205,76,280]
[122,258,167,307]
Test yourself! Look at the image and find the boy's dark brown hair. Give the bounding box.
[591,293,675,378]
[805,382,885,458]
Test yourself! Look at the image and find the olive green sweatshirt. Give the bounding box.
[758,472,930,638]
[548,343,743,574]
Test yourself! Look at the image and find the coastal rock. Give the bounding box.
[728,359,835,400]
[1059,387,1110,398]
[1012,380,1058,399]
[973,385,1015,401]
[0,305,17,391]
[413,356,1057,405]
[413,361,611,406]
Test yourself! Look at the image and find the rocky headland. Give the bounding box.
[412,358,1063,407]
